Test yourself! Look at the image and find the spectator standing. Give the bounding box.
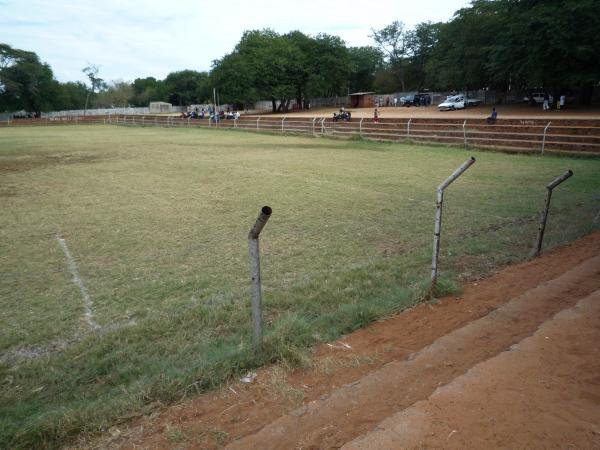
[373,107,379,123]
[559,95,566,110]
[543,93,550,111]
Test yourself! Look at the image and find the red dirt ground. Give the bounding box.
[344,289,600,449]
[266,104,600,120]
[82,231,600,449]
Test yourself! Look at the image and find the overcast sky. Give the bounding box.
[1,0,471,84]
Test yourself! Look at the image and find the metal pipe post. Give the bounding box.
[407,118,412,139]
[248,206,273,350]
[462,120,468,148]
[541,121,551,154]
[531,170,573,257]
[359,118,364,137]
[431,157,476,294]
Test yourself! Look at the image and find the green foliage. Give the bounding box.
[486,0,600,98]
[370,21,410,91]
[0,44,55,112]
[163,70,209,106]
[130,77,164,106]
[51,81,88,111]
[94,81,134,108]
[423,0,600,95]
[405,22,441,90]
[210,29,352,111]
[348,46,385,92]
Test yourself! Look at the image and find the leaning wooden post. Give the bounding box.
[531,170,573,258]
[430,157,476,295]
[248,206,273,350]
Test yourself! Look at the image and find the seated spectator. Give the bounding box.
[487,107,498,124]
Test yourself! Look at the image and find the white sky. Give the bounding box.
[0,0,471,84]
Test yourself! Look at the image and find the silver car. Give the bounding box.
[438,95,465,111]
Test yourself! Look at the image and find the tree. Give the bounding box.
[405,22,441,90]
[52,81,88,111]
[95,81,134,108]
[82,64,107,115]
[486,0,600,103]
[0,44,55,113]
[305,33,352,99]
[210,30,353,112]
[348,46,385,93]
[370,21,410,91]
[210,29,298,112]
[163,70,208,106]
[210,52,259,108]
[130,77,164,106]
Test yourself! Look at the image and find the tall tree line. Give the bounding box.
[1,0,598,113]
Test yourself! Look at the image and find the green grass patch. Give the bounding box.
[1,125,599,448]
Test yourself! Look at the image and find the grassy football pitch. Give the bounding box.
[1,125,599,448]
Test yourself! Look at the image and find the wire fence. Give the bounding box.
[2,114,599,155]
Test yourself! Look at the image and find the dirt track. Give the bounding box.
[266,104,600,120]
[91,231,600,450]
[345,289,600,449]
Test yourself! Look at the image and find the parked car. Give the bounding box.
[524,93,554,105]
[465,97,482,107]
[438,95,465,111]
[400,93,432,107]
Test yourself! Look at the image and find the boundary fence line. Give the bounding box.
[2,114,600,155]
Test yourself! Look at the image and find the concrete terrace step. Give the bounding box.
[8,114,599,154]
[225,255,600,449]
[343,288,600,450]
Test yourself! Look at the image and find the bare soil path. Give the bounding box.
[88,231,600,450]
[265,104,600,120]
[344,289,600,450]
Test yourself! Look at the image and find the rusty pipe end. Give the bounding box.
[546,170,574,190]
[248,206,272,239]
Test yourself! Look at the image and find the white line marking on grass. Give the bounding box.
[0,320,137,365]
[0,236,139,365]
[56,235,101,331]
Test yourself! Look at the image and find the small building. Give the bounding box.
[349,92,376,108]
[149,102,172,114]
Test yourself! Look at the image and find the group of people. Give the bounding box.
[180,107,240,121]
[13,112,41,119]
[332,107,352,122]
[180,108,205,119]
[532,93,567,111]
[543,94,566,111]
